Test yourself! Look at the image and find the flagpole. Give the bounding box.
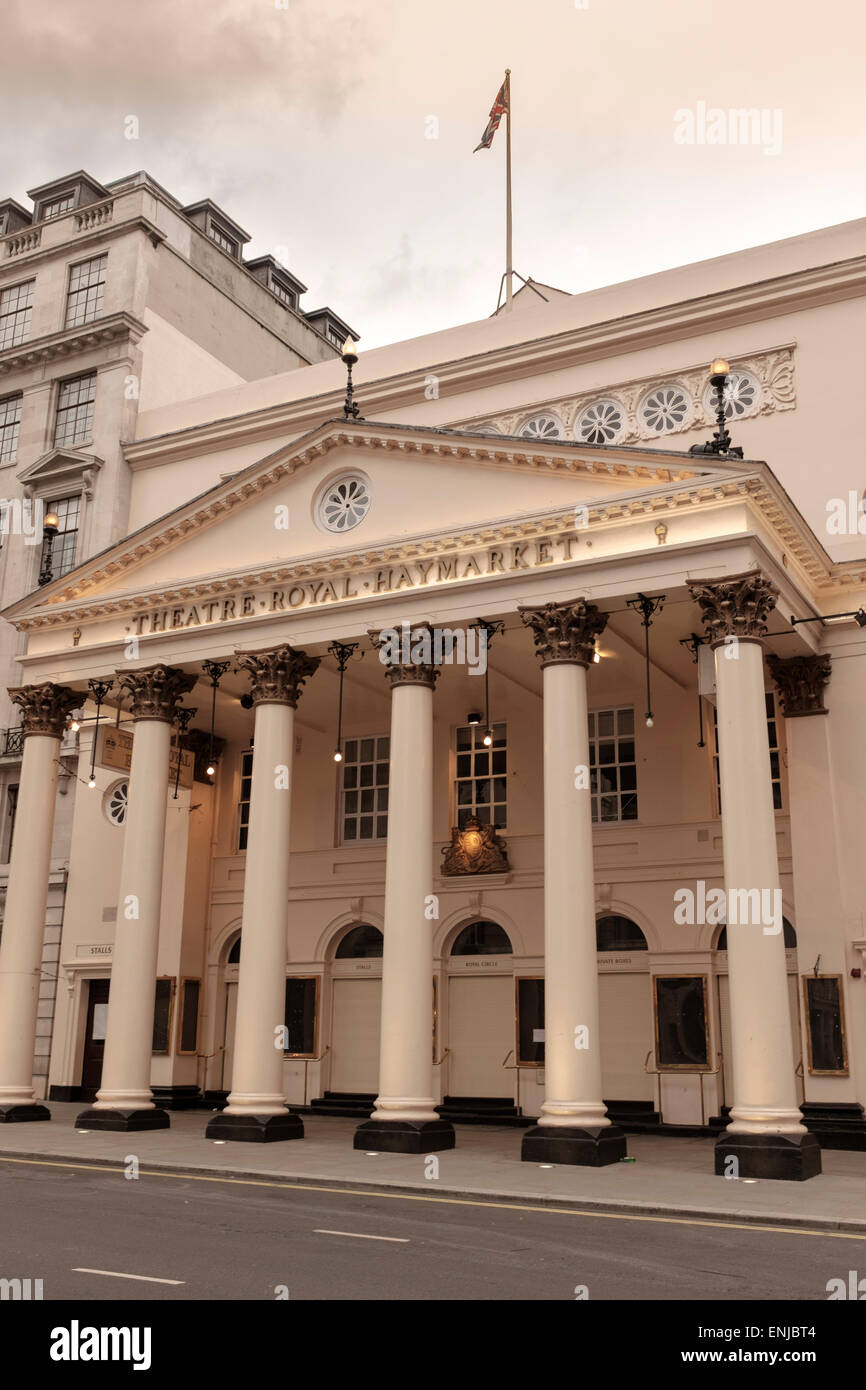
[505,68,513,311]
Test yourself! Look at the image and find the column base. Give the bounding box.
[354,1118,456,1153]
[0,1103,51,1124]
[521,1123,627,1167]
[714,1130,822,1181]
[75,1107,170,1132]
[204,1111,304,1143]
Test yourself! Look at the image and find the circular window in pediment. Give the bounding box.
[316,472,371,533]
[519,412,564,440]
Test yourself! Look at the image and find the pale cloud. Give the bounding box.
[1,0,864,348]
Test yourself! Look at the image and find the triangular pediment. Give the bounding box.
[3,417,751,624]
[17,447,103,496]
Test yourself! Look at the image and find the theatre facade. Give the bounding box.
[0,412,864,1180]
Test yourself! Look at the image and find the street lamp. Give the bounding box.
[38,509,60,587]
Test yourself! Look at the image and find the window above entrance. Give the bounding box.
[336,924,383,958]
[451,920,512,956]
[596,915,647,951]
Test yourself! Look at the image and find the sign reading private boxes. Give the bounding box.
[99,725,194,789]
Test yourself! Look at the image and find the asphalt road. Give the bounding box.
[0,1158,860,1302]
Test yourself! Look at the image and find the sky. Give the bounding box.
[2,0,864,349]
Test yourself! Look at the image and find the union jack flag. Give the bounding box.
[473,80,508,152]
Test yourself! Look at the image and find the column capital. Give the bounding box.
[235,644,320,707]
[368,625,440,690]
[517,598,607,668]
[8,682,80,739]
[767,653,832,717]
[116,664,196,722]
[687,569,778,646]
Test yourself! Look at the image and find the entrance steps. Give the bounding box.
[436,1096,526,1126]
[307,1091,377,1118]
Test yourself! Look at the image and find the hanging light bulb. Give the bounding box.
[70,715,81,732]
[206,763,216,778]
[87,775,96,788]
[333,748,343,763]
[483,729,493,747]
[645,716,654,728]
[593,647,601,664]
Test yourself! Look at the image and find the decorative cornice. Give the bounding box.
[8,682,80,738]
[461,346,796,445]
[767,653,832,718]
[518,598,607,667]
[11,467,866,636]
[235,644,320,707]
[687,569,778,645]
[368,625,440,689]
[124,254,866,466]
[0,312,148,377]
[117,664,196,722]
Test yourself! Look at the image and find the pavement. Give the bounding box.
[1,1103,864,1233]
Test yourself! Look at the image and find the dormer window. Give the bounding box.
[271,279,296,310]
[208,221,239,258]
[40,192,75,221]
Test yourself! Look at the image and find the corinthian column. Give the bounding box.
[0,683,79,1121]
[689,571,820,1180]
[77,664,195,1132]
[517,600,627,1165]
[206,644,319,1141]
[354,626,455,1153]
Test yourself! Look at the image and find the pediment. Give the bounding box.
[4,418,748,624]
[17,447,103,497]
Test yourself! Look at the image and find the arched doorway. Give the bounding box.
[330,925,383,1095]
[219,932,242,1092]
[447,920,514,1099]
[714,919,802,1106]
[595,915,653,1102]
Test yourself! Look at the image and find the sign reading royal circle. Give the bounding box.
[126,538,581,637]
[99,725,194,789]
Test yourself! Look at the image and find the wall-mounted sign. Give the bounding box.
[98,725,193,789]
[75,943,113,959]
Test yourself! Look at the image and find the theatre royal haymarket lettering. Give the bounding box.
[127,538,578,636]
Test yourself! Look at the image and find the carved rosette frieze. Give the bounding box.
[117,664,197,722]
[368,626,440,690]
[767,654,832,718]
[518,598,607,668]
[687,570,778,647]
[441,817,510,876]
[9,682,80,739]
[235,644,320,707]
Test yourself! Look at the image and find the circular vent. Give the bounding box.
[519,413,563,440]
[702,369,760,420]
[575,399,626,444]
[639,385,691,435]
[316,473,371,533]
[105,781,128,826]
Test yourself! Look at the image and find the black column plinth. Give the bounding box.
[521,1123,628,1167]
[0,1103,51,1123]
[204,1111,304,1142]
[714,1130,822,1181]
[353,1118,456,1153]
[75,1107,170,1132]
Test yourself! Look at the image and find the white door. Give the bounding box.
[448,975,514,1098]
[718,974,802,1106]
[221,982,237,1091]
[331,979,381,1092]
[599,974,654,1100]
